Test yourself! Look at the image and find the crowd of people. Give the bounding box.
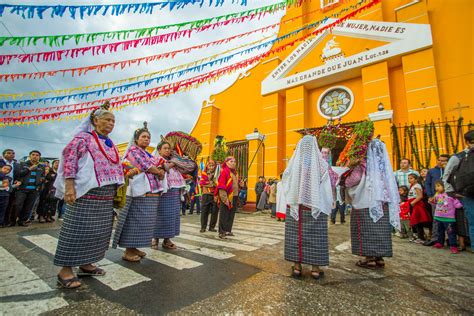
[1,101,472,288]
[0,149,64,228]
[394,131,474,254]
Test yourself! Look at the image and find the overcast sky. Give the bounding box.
[0,0,285,159]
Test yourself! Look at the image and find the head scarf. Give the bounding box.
[365,139,401,230]
[122,121,149,162]
[73,101,113,137]
[282,135,332,221]
[223,156,236,172]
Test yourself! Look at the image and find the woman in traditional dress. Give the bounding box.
[276,175,287,222]
[152,141,185,250]
[112,123,165,262]
[53,102,124,289]
[217,157,238,239]
[283,135,333,279]
[200,160,218,232]
[347,139,400,269]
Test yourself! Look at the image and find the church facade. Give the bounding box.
[191,0,473,202]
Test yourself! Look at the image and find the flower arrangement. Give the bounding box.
[336,121,374,168]
[318,119,341,149]
[211,136,228,163]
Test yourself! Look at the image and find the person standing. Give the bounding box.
[217,157,239,239]
[423,154,449,246]
[0,149,26,226]
[255,176,265,211]
[189,175,201,215]
[14,150,46,226]
[443,130,474,251]
[53,102,124,289]
[200,160,218,232]
[394,158,419,187]
[113,123,165,262]
[0,165,16,227]
[152,141,186,250]
[268,179,277,218]
[331,185,346,224]
[347,139,401,269]
[283,135,333,279]
[44,159,60,222]
[276,174,286,222]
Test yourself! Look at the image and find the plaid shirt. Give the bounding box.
[394,169,419,187]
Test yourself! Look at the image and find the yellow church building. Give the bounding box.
[191,0,473,202]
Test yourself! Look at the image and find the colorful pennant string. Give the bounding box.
[0,35,275,101]
[0,2,357,107]
[0,0,357,82]
[0,1,258,20]
[0,2,286,47]
[0,0,380,125]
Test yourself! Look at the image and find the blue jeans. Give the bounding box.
[436,220,457,247]
[462,197,474,245]
[331,201,345,224]
[190,196,201,214]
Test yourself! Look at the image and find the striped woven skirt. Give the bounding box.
[350,207,393,258]
[112,195,159,249]
[54,185,116,267]
[284,206,329,266]
[154,188,181,239]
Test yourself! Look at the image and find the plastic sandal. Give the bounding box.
[122,254,141,262]
[311,270,325,280]
[291,266,302,278]
[77,266,106,276]
[57,275,81,289]
[356,259,377,269]
[162,242,177,250]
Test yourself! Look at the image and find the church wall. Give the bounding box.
[189,0,472,202]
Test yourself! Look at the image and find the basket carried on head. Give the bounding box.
[162,131,201,176]
[163,131,202,160]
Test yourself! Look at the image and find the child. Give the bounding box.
[0,165,17,227]
[431,181,463,254]
[398,186,413,239]
[408,173,431,242]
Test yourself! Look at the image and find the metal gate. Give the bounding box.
[391,117,473,170]
[227,140,249,179]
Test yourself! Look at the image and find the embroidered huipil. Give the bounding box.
[125,145,163,196]
[433,192,463,222]
[55,132,124,199]
[156,154,185,189]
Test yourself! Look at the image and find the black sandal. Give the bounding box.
[375,258,385,268]
[77,266,106,277]
[356,259,377,269]
[291,266,302,278]
[311,270,325,280]
[57,275,81,289]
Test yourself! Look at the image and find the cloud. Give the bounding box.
[0,0,285,159]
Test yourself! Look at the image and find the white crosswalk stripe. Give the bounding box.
[180,226,280,246]
[140,248,203,270]
[181,223,284,240]
[176,233,258,251]
[13,215,283,296]
[234,218,285,228]
[228,222,285,236]
[174,241,235,260]
[23,235,151,291]
[0,246,69,315]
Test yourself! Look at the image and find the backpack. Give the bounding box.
[449,148,474,197]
